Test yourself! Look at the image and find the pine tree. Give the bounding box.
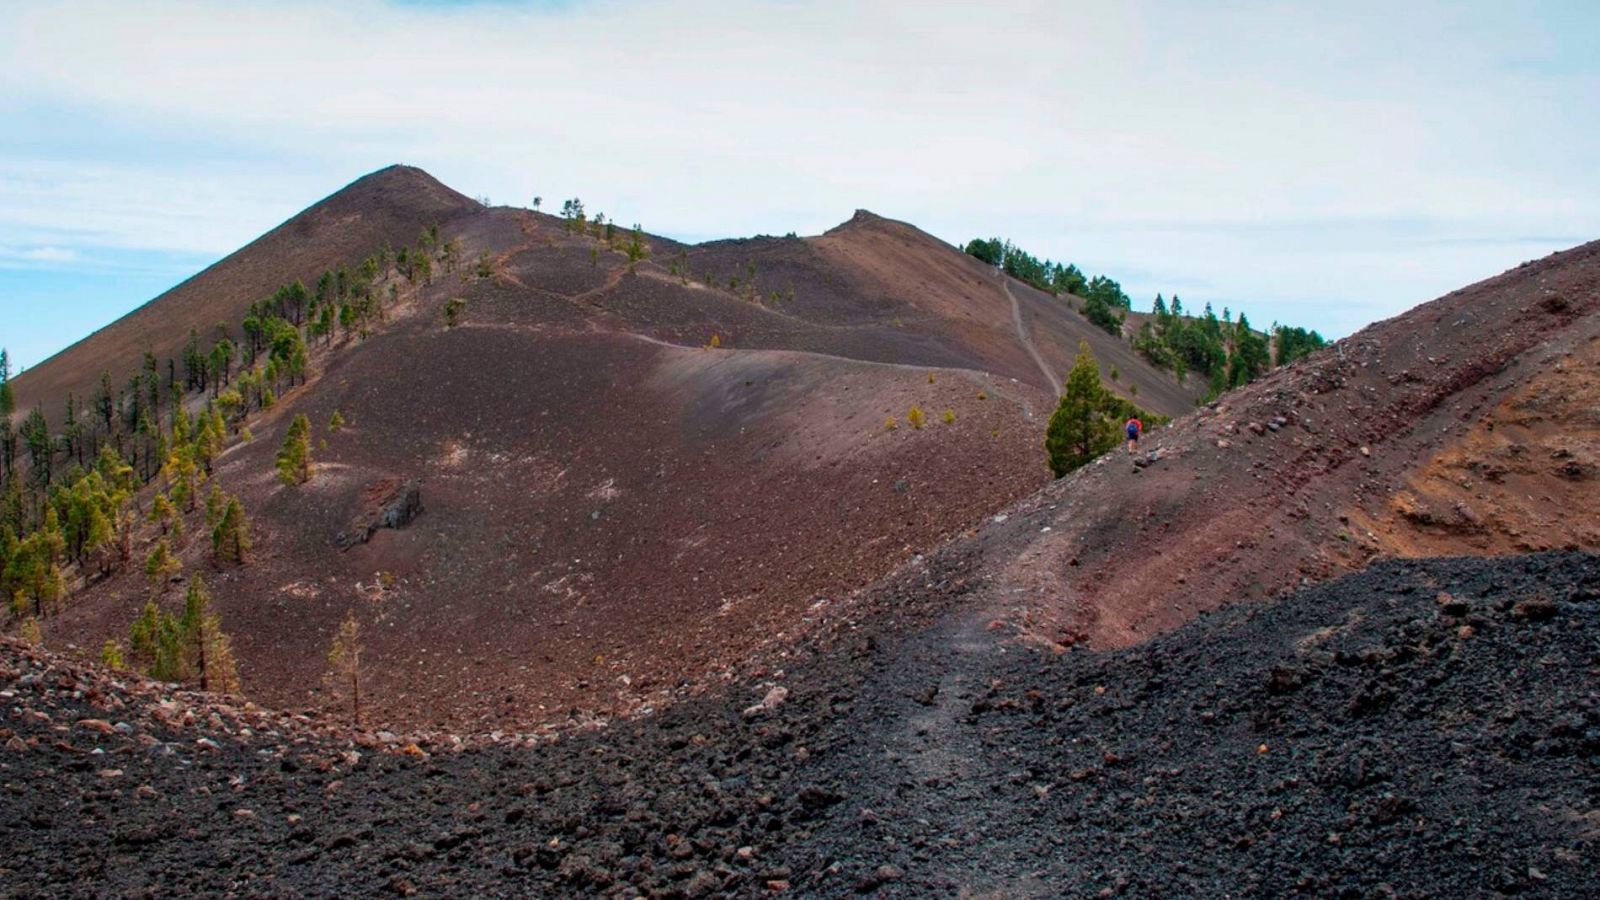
[624,226,650,271]
[0,359,14,477]
[276,414,312,485]
[328,410,345,433]
[129,598,187,683]
[39,506,65,567]
[211,496,250,565]
[150,492,181,537]
[205,483,227,531]
[181,575,239,693]
[85,504,115,576]
[20,407,52,485]
[192,409,221,474]
[1045,341,1119,477]
[326,610,365,726]
[4,534,65,618]
[166,449,199,512]
[144,539,180,593]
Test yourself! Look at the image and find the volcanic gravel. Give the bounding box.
[2,551,1596,897]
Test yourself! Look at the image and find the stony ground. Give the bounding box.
[2,550,1595,897]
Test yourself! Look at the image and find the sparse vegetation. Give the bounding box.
[0,226,431,632]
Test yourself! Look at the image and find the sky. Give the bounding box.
[1,0,1597,371]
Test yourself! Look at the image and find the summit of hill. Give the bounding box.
[11,166,481,420]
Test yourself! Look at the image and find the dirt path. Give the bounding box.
[1001,274,1062,396]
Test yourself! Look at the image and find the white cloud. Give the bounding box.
[0,0,1596,337]
[0,245,78,266]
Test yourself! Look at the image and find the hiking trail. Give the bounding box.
[1002,274,1062,397]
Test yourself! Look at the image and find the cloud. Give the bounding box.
[0,0,1596,338]
[0,245,78,267]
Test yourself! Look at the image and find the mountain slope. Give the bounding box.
[16,166,1193,729]
[961,238,1600,648]
[10,166,481,421]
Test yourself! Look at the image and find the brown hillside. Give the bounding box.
[21,166,1192,730]
[10,166,480,421]
[954,239,1600,649]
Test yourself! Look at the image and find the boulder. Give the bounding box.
[338,479,424,549]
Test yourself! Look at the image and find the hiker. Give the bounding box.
[1125,417,1143,455]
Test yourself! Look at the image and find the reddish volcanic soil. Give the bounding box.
[18,167,1191,732]
[17,165,1597,743]
[963,238,1600,650]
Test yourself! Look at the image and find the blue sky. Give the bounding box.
[2,0,1598,371]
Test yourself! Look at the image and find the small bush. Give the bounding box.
[942,409,956,424]
[329,410,345,433]
[101,639,125,670]
[444,298,467,328]
[927,373,936,384]
[907,406,926,429]
[976,390,988,401]
[884,416,898,431]
[19,618,42,647]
